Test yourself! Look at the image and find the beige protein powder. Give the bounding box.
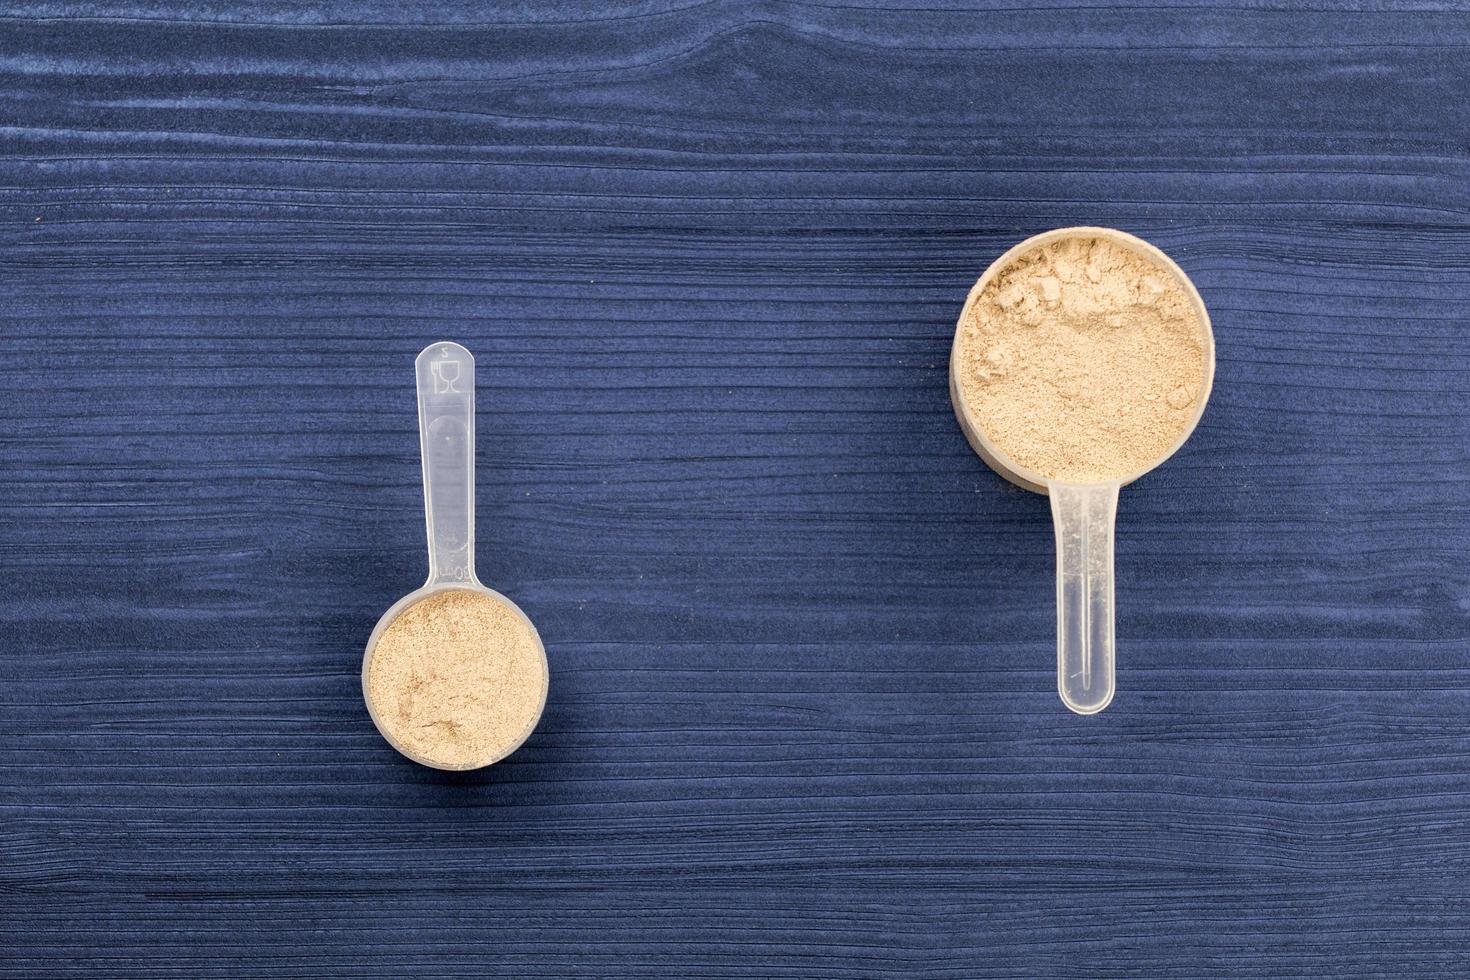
[365,588,547,769]
[953,235,1208,484]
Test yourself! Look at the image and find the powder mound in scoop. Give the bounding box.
[953,235,1208,483]
[366,588,547,769]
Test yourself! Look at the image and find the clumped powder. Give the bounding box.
[365,588,547,769]
[953,236,1207,483]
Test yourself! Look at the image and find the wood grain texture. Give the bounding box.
[2,2,1469,976]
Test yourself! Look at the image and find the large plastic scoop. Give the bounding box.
[361,342,548,768]
[949,227,1215,714]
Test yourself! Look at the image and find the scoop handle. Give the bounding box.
[1049,481,1119,715]
[415,342,477,587]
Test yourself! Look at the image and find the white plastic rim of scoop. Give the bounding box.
[361,342,549,769]
[948,227,1216,715]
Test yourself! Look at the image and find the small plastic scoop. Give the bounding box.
[361,342,548,768]
[949,227,1215,714]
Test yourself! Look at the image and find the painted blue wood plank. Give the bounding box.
[2,2,1468,976]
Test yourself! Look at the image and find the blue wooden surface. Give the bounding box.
[3,3,1469,977]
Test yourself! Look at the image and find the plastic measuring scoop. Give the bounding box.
[949,227,1215,714]
[361,341,548,768]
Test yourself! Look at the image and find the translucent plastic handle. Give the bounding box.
[415,342,477,587]
[1049,482,1119,715]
